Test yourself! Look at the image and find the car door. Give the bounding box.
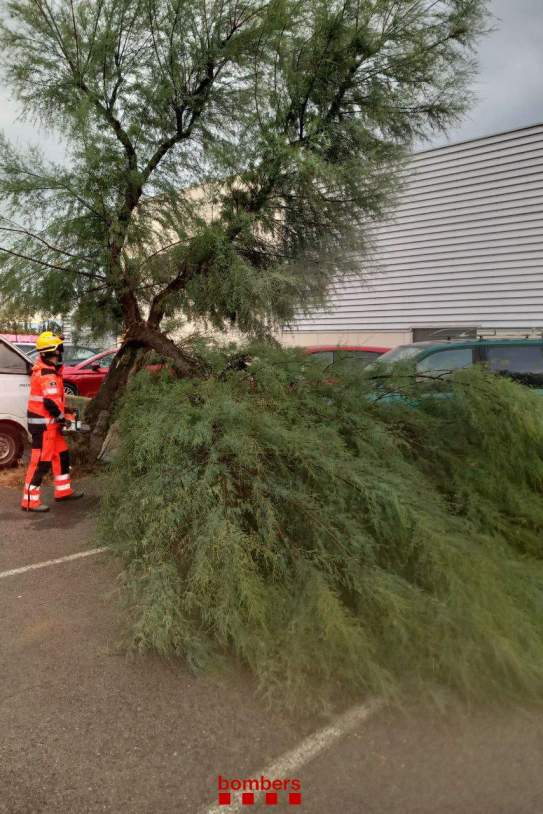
[0,339,31,426]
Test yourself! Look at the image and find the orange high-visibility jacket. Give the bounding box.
[27,357,65,427]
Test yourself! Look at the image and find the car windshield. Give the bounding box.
[373,345,422,365]
[66,347,99,363]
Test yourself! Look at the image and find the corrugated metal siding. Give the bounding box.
[292,123,543,331]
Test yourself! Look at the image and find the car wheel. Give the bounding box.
[0,424,24,469]
[64,382,78,395]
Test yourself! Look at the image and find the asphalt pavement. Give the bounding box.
[1,479,543,813]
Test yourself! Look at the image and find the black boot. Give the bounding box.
[55,491,84,502]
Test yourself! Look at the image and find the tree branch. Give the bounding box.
[0,224,98,263]
[141,58,222,182]
[32,0,137,170]
[147,260,189,328]
[77,76,138,169]
[0,245,101,279]
[139,239,186,267]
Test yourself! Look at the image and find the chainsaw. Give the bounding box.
[64,408,90,433]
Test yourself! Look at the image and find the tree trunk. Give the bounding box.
[84,322,203,461]
[84,342,145,460]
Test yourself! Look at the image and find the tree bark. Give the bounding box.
[84,321,204,461]
[121,322,199,376]
[84,341,144,459]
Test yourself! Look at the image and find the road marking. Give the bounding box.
[202,697,384,813]
[0,547,108,580]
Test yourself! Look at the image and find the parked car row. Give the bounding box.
[63,345,392,398]
[2,335,543,468]
[0,341,390,467]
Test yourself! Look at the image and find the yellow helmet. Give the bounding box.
[35,331,63,353]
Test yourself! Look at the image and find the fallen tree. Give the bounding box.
[99,348,543,711]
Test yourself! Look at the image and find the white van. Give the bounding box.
[0,336,32,468]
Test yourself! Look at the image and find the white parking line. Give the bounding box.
[202,697,384,813]
[0,547,108,580]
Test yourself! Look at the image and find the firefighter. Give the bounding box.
[21,331,84,512]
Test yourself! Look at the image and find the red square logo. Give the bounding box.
[218,792,231,805]
[265,792,278,805]
[289,792,302,805]
[242,792,254,805]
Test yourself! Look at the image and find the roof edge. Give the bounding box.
[414,121,543,156]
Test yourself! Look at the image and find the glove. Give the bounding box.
[57,416,72,429]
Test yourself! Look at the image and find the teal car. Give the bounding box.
[373,339,543,396]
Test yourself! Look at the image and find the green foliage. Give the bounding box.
[0,0,490,336]
[99,346,543,711]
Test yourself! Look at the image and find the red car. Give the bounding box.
[303,345,390,368]
[62,348,118,396]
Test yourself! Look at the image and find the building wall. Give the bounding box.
[278,328,412,348]
[282,123,543,347]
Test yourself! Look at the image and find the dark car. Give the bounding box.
[375,339,543,394]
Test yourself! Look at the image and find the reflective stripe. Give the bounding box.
[54,474,70,482]
[27,418,53,425]
[23,493,40,502]
[44,388,58,395]
[29,395,44,402]
[55,484,71,492]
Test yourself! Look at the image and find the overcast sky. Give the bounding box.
[430,0,543,147]
[0,0,541,160]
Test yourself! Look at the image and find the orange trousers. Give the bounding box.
[21,426,74,509]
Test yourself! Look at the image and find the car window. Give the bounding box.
[308,351,334,365]
[417,348,473,377]
[64,346,98,363]
[376,345,423,364]
[98,353,115,369]
[0,341,29,374]
[486,346,543,386]
[81,352,114,370]
[333,350,382,370]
